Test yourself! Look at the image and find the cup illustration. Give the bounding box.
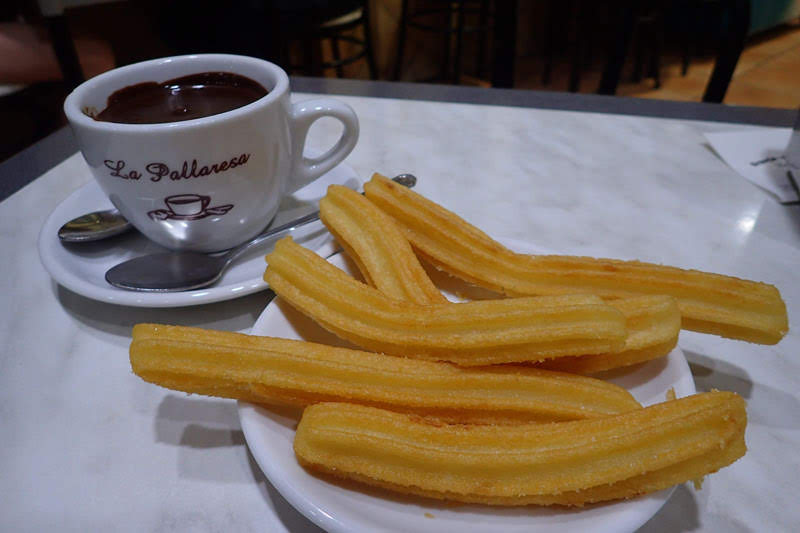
[148,194,234,221]
[166,194,209,216]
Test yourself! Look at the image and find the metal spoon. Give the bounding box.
[105,174,417,292]
[58,208,132,242]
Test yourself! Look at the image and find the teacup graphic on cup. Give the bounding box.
[148,194,234,221]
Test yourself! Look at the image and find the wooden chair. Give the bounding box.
[394,0,493,83]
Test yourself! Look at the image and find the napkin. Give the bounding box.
[704,128,800,203]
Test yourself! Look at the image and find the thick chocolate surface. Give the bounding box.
[95,72,268,124]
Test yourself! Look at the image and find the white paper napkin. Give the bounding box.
[704,128,799,203]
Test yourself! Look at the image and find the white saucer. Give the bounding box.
[239,238,697,533]
[38,159,360,307]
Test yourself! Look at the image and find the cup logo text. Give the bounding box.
[103,153,251,182]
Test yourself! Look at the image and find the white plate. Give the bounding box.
[38,158,360,307]
[239,239,697,533]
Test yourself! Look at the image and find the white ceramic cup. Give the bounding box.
[64,54,359,252]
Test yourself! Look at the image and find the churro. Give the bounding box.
[130,324,641,423]
[294,391,747,506]
[319,184,681,372]
[319,184,446,305]
[539,295,681,374]
[363,173,788,344]
[263,237,628,365]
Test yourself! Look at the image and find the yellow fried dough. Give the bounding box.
[364,173,788,344]
[294,392,747,506]
[263,237,628,365]
[130,324,641,423]
[319,184,681,371]
[538,295,681,374]
[307,431,746,507]
[320,184,446,305]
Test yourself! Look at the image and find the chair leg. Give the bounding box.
[440,3,453,82]
[453,0,466,83]
[568,0,583,92]
[632,15,645,83]
[362,3,379,80]
[490,0,517,87]
[598,0,635,95]
[45,15,84,90]
[303,37,321,76]
[649,10,664,89]
[278,39,290,73]
[582,2,594,70]
[703,0,750,103]
[542,0,555,85]
[477,0,491,79]
[393,0,410,80]
[330,37,345,77]
[680,3,691,76]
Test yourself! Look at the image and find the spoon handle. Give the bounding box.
[220,174,417,269]
[222,209,322,265]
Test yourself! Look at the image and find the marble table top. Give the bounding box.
[1,89,798,532]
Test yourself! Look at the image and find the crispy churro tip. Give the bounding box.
[319,184,446,305]
[294,392,747,506]
[363,173,788,345]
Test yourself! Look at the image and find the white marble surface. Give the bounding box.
[1,93,799,532]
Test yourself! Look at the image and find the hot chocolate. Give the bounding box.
[94,72,268,124]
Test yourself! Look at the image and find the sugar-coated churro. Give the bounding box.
[263,237,628,365]
[363,173,788,344]
[538,295,681,374]
[130,324,641,423]
[294,392,747,506]
[320,184,447,305]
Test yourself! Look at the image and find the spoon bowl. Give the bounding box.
[58,208,132,242]
[104,251,231,292]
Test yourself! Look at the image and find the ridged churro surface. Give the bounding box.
[294,392,747,506]
[319,184,446,305]
[319,185,680,371]
[263,237,628,365]
[538,295,681,374]
[363,173,787,344]
[129,324,641,423]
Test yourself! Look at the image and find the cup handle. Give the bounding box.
[287,98,359,193]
